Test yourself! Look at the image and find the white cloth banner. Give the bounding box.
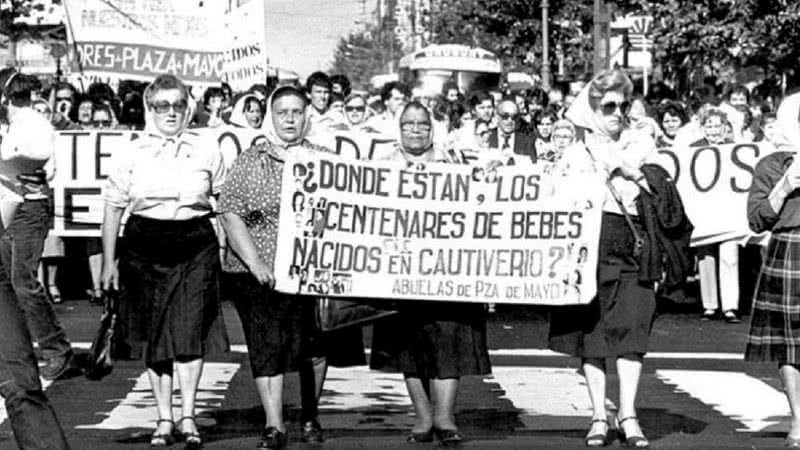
[46,128,398,236]
[655,142,777,246]
[273,153,605,305]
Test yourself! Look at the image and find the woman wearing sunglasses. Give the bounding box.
[343,93,372,130]
[101,74,229,448]
[549,69,666,448]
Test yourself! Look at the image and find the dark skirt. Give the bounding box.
[548,212,656,358]
[228,274,365,377]
[115,215,229,366]
[370,301,491,379]
[746,230,800,363]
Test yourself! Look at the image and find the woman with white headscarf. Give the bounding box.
[548,69,662,448]
[746,92,800,448]
[101,74,229,448]
[219,85,364,449]
[370,101,490,446]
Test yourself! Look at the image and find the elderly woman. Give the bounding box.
[370,101,491,446]
[549,69,664,448]
[219,85,364,449]
[101,74,229,448]
[691,107,742,323]
[747,92,800,448]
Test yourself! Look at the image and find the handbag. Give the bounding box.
[85,290,118,381]
[316,297,397,332]
[606,177,645,258]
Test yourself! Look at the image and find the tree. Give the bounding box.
[1,0,63,66]
[329,16,403,91]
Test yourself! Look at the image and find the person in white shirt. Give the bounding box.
[0,67,71,449]
[364,81,410,138]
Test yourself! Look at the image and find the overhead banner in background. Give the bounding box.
[63,0,268,87]
[63,0,226,85]
[273,153,605,305]
[47,127,397,236]
[655,141,778,245]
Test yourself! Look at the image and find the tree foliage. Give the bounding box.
[329,23,403,91]
[1,0,62,39]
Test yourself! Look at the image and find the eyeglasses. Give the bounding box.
[400,121,432,132]
[91,120,112,127]
[345,106,366,112]
[497,112,519,121]
[600,101,630,116]
[538,121,554,126]
[149,100,188,114]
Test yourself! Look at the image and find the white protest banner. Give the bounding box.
[308,127,397,161]
[273,153,605,305]
[655,141,778,245]
[63,0,226,86]
[48,128,398,236]
[221,0,268,91]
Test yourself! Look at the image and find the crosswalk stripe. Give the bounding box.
[655,369,789,432]
[0,379,53,426]
[76,363,239,430]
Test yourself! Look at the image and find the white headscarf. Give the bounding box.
[774,91,800,151]
[228,93,262,129]
[260,85,313,157]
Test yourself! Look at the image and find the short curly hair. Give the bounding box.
[588,69,634,110]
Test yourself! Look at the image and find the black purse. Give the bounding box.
[606,178,645,258]
[316,297,397,332]
[85,290,118,381]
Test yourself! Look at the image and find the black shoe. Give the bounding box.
[41,350,77,381]
[433,427,464,446]
[257,427,287,449]
[301,419,323,443]
[407,428,434,443]
[700,309,717,321]
[723,310,742,324]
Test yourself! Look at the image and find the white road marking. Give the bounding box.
[320,366,410,412]
[656,369,790,432]
[76,362,239,430]
[487,367,616,430]
[0,379,53,425]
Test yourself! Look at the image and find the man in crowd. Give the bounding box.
[330,74,352,97]
[365,81,410,137]
[306,71,333,128]
[0,67,71,449]
[489,95,537,162]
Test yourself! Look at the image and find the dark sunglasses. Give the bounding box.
[345,106,366,112]
[400,121,432,132]
[600,101,630,115]
[91,120,112,127]
[149,99,188,114]
[498,112,519,121]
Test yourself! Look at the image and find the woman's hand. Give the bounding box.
[248,258,275,288]
[101,260,119,291]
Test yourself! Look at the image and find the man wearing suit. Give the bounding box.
[489,96,537,163]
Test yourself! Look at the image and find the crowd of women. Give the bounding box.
[13,66,800,449]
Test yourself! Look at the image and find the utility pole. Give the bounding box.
[593,0,609,75]
[377,0,385,73]
[541,0,551,91]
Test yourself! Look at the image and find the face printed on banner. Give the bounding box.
[385,88,407,115]
[595,91,628,137]
[399,106,433,156]
[496,100,519,135]
[32,100,52,121]
[474,99,494,122]
[244,98,264,128]
[77,100,93,124]
[150,88,188,136]
[345,97,367,125]
[661,112,683,138]
[310,84,330,113]
[272,93,307,142]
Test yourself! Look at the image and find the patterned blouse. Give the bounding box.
[218,140,331,273]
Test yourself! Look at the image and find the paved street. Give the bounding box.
[0,299,788,449]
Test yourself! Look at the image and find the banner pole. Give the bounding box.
[60,0,86,92]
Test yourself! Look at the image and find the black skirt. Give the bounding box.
[548,212,657,358]
[370,301,491,379]
[228,274,365,378]
[115,215,229,365]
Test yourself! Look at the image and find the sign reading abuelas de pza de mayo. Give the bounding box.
[273,153,605,305]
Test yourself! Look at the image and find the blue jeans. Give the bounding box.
[1,200,71,360]
[0,204,69,449]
